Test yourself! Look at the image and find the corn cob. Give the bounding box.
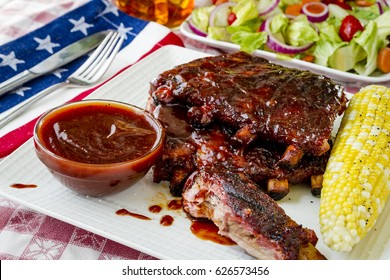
[320,85,390,252]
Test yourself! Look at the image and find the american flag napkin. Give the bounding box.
[0,0,184,158]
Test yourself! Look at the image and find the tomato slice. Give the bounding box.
[228,12,237,25]
[339,15,364,42]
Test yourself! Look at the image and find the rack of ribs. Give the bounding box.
[150,51,347,165]
[147,52,347,259]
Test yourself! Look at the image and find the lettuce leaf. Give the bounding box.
[208,26,231,41]
[328,43,365,72]
[327,4,349,20]
[353,21,382,75]
[231,0,259,26]
[269,13,289,35]
[268,13,289,44]
[375,10,390,40]
[351,4,381,26]
[191,6,214,33]
[229,27,268,53]
[286,15,319,47]
[313,22,346,66]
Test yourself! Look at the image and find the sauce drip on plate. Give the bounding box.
[160,215,174,226]
[116,208,151,220]
[167,199,182,210]
[190,220,236,246]
[148,205,163,213]
[10,183,38,189]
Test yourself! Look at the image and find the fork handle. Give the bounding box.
[0,82,66,129]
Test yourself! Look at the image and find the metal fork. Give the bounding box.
[0,30,124,129]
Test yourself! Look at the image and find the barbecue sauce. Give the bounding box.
[39,104,157,164]
[160,215,174,226]
[10,183,38,189]
[116,199,234,241]
[190,220,236,246]
[148,205,162,213]
[167,199,182,210]
[116,209,151,220]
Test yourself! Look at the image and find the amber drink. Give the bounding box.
[114,0,194,27]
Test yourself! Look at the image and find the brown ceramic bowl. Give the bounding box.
[34,99,165,197]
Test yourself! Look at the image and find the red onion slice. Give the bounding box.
[301,2,329,23]
[260,17,314,55]
[209,2,237,27]
[258,0,281,17]
[188,19,208,37]
[377,2,384,14]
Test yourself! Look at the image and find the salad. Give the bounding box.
[188,0,390,76]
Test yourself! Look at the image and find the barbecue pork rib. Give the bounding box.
[150,51,347,164]
[150,102,331,198]
[182,166,326,260]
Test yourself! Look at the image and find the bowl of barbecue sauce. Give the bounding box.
[34,99,164,197]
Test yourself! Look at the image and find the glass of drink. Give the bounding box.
[114,0,194,28]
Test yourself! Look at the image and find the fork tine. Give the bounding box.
[82,32,123,81]
[85,34,124,83]
[80,32,119,78]
[71,30,116,77]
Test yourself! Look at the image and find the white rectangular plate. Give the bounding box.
[180,20,390,85]
[0,45,389,260]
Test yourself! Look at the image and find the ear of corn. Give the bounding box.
[319,85,390,252]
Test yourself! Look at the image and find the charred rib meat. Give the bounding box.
[182,166,326,260]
